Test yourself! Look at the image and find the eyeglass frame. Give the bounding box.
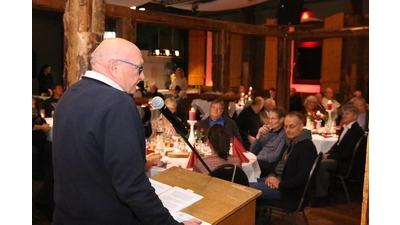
[116,59,143,74]
[284,123,303,130]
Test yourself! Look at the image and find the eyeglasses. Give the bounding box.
[284,123,302,130]
[211,106,223,111]
[117,59,143,74]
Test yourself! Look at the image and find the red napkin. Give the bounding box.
[186,151,197,169]
[232,137,250,163]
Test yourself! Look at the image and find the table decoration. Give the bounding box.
[189,107,196,121]
[325,108,333,133]
[187,120,197,152]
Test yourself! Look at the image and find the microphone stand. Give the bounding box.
[174,124,213,175]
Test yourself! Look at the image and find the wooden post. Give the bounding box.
[117,17,136,43]
[361,134,369,225]
[276,33,292,111]
[63,0,105,88]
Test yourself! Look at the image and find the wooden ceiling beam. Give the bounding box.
[33,0,285,36]
[286,26,369,40]
[33,0,368,39]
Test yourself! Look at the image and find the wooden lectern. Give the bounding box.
[151,167,261,225]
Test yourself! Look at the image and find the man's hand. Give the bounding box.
[256,125,269,139]
[265,176,280,189]
[183,218,202,225]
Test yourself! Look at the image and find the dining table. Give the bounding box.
[148,150,261,183]
[311,133,338,153]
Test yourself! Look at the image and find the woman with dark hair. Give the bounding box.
[193,124,241,174]
[38,64,54,95]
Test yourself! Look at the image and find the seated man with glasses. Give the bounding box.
[249,111,317,225]
[249,107,287,177]
[196,99,243,144]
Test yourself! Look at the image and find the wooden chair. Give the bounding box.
[331,135,367,204]
[259,152,323,225]
[211,164,249,186]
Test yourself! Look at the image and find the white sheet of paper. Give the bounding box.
[171,211,211,225]
[149,178,173,195]
[158,186,204,213]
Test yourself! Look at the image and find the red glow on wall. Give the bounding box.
[297,41,322,48]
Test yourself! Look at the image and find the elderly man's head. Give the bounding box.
[324,87,334,100]
[350,97,366,113]
[149,82,157,93]
[284,111,305,140]
[263,98,276,112]
[341,103,359,125]
[353,90,362,98]
[90,38,144,94]
[209,99,224,121]
[252,96,265,113]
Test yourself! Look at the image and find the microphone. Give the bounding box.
[151,96,188,137]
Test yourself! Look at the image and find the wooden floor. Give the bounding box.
[32,177,364,225]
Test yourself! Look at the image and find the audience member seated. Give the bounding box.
[300,95,318,126]
[32,96,52,180]
[311,103,365,207]
[315,92,327,115]
[259,98,276,127]
[43,84,64,117]
[196,99,242,144]
[236,96,264,150]
[249,111,317,225]
[150,98,180,138]
[268,87,277,102]
[350,97,369,131]
[322,87,341,121]
[169,67,188,99]
[146,82,165,100]
[171,85,187,123]
[193,124,241,174]
[289,88,302,112]
[249,107,287,177]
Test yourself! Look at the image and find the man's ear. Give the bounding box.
[108,59,118,78]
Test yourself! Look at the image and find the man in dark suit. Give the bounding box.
[235,96,264,150]
[312,102,365,207]
[250,111,317,225]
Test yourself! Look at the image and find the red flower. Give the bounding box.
[200,128,204,132]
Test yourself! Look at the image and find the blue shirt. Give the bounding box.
[209,117,225,127]
[249,126,286,163]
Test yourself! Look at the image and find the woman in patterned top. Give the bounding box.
[193,124,241,174]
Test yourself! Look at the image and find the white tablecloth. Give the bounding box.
[44,117,53,142]
[148,152,261,182]
[311,134,337,153]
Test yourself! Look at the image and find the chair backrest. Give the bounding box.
[211,164,249,186]
[342,135,367,178]
[295,152,323,212]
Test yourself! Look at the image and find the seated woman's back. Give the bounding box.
[193,124,241,174]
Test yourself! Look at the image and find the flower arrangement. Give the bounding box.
[195,128,205,141]
[308,112,329,122]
